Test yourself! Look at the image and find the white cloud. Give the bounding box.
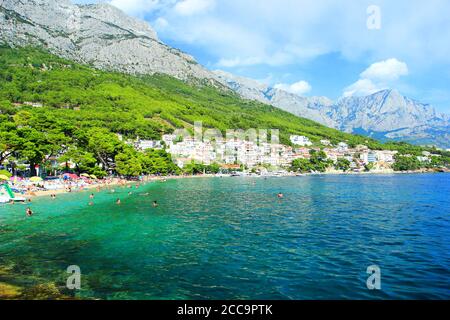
[174,0,215,16]
[215,46,318,68]
[217,56,262,68]
[360,58,408,82]
[274,81,312,96]
[83,0,450,73]
[152,0,450,70]
[343,79,383,97]
[154,17,169,29]
[108,0,160,16]
[344,58,408,97]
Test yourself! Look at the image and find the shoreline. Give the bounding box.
[14,169,448,200]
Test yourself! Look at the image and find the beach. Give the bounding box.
[8,167,447,201]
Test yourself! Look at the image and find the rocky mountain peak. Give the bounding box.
[78,2,159,40]
[0,0,221,82]
[214,70,449,148]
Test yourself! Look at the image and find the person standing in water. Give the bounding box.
[116,198,121,205]
[277,193,284,198]
[152,201,158,207]
[89,193,94,199]
[26,207,33,216]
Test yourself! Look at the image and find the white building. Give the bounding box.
[417,156,431,163]
[377,150,397,163]
[162,134,177,146]
[337,142,349,152]
[290,135,313,146]
[136,140,158,150]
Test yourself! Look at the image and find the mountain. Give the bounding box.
[0,45,403,152]
[330,90,450,147]
[0,0,221,84]
[214,71,450,148]
[1,0,447,148]
[214,70,337,128]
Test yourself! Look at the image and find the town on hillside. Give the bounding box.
[124,133,444,174]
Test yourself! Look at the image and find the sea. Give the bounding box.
[0,174,449,299]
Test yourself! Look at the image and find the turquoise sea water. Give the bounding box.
[0,174,449,299]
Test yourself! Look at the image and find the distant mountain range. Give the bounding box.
[215,71,450,148]
[1,0,448,148]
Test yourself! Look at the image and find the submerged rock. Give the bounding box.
[0,282,22,299]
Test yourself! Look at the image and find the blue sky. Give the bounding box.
[73,0,450,113]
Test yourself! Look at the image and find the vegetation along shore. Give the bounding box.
[0,46,449,185]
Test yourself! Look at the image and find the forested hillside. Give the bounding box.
[0,46,447,176]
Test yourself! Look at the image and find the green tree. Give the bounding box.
[183,161,205,175]
[335,158,351,172]
[140,149,180,175]
[0,118,24,165]
[115,147,143,177]
[309,150,332,172]
[393,154,421,171]
[205,163,221,174]
[86,128,123,172]
[291,158,312,173]
[59,147,97,175]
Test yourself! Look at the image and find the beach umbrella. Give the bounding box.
[0,174,9,181]
[10,176,23,182]
[89,174,97,179]
[80,173,90,177]
[30,176,43,182]
[63,173,79,179]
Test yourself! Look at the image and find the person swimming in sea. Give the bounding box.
[88,201,94,206]
[116,198,121,205]
[152,200,158,207]
[26,207,33,216]
[128,191,133,195]
[89,193,94,199]
[277,193,284,198]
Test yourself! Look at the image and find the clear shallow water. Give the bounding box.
[0,174,449,299]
